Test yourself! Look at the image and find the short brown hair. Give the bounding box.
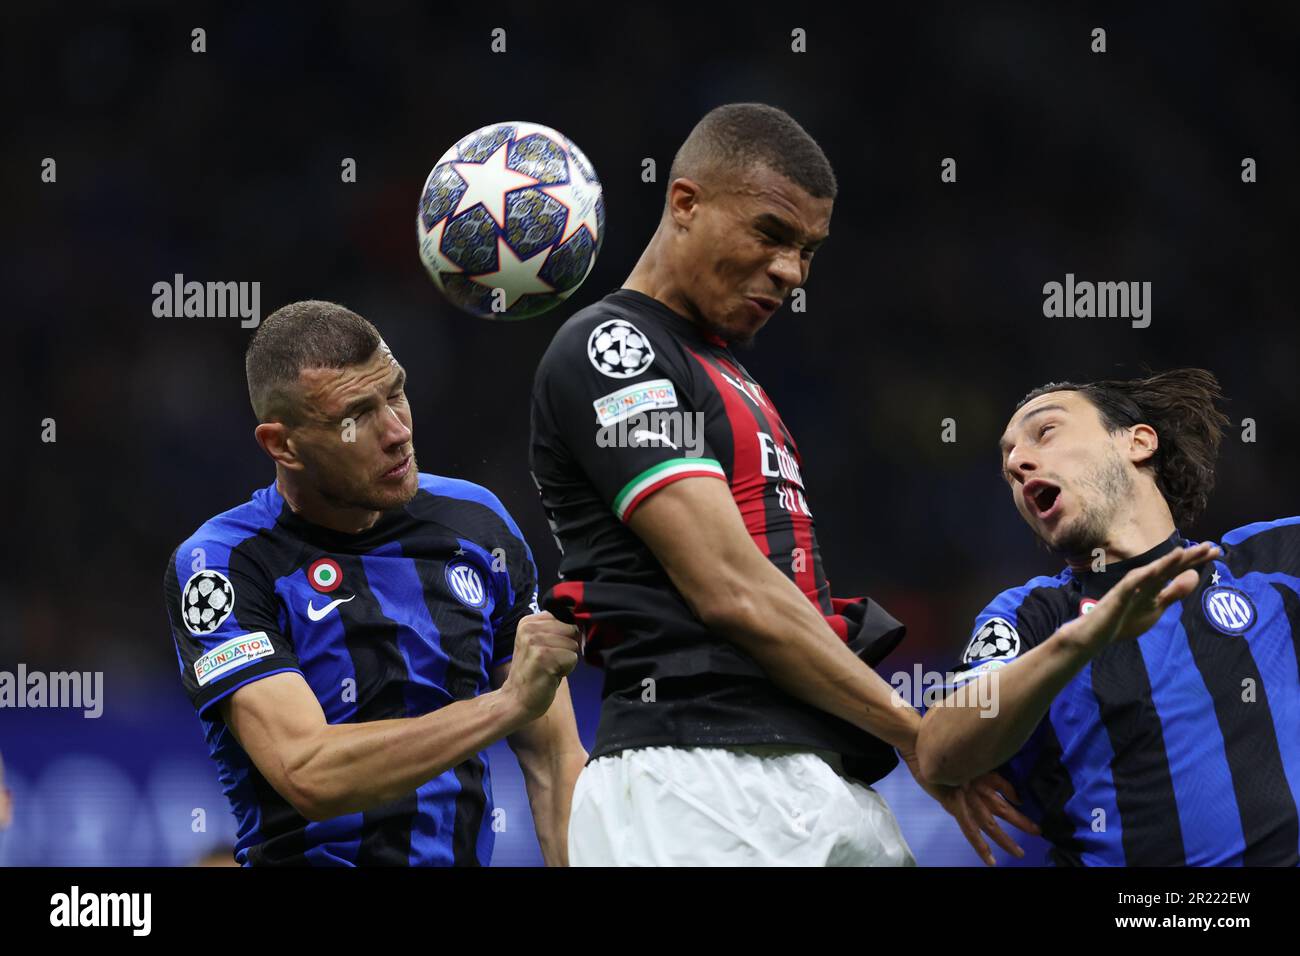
[245,300,381,424]
[1016,368,1230,529]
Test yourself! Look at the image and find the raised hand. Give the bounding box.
[1060,543,1221,654]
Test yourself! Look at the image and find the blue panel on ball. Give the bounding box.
[504,189,565,259]
[508,132,569,184]
[442,206,500,273]
[419,163,468,231]
[457,125,512,162]
[540,229,596,292]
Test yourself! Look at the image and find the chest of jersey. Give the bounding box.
[686,349,814,521]
[276,546,500,722]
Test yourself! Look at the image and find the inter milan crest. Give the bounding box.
[308,558,343,593]
[181,569,235,635]
[1201,585,1256,635]
[446,561,488,609]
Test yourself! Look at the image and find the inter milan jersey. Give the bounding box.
[162,473,538,866]
[530,288,906,783]
[948,520,1300,866]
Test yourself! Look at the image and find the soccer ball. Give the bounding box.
[417,121,605,320]
[183,570,235,635]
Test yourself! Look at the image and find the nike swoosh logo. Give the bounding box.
[306,595,355,621]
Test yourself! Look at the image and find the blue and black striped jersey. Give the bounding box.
[162,473,538,866]
[950,519,1300,865]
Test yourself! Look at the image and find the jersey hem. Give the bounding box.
[195,666,305,719]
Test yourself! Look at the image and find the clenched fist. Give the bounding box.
[501,611,581,721]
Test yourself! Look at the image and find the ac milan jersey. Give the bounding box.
[529,288,905,783]
[947,522,1300,866]
[162,473,538,866]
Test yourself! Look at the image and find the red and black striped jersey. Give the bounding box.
[529,288,905,782]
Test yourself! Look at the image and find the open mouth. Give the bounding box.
[1023,479,1062,520]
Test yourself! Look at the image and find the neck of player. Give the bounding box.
[622,223,697,323]
[276,471,383,535]
[1064,482,1177,572]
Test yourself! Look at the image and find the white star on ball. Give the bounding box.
[451,141,541,230]
[471,236,556,308]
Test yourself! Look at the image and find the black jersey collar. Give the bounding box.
[609,288,731,348]
[1073,529,1186,598]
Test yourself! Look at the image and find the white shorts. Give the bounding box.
[568,745,917,866]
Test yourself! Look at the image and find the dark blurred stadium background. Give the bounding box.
[2,3,1296,865]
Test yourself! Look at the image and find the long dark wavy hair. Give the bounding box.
[1016,368,1231,530]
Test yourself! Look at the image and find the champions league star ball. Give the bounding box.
[417,121,605,320]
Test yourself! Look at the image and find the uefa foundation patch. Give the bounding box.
[593,379,678,426]
[194,632,275,686]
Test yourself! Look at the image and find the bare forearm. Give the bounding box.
[710,566,920,750]
[917,629,1095,785]
[293,688,530,819]
[516,749,586,865]
[629,479,920,750]
[507,679,587,865]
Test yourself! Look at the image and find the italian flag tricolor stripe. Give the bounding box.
[613,458,726,522]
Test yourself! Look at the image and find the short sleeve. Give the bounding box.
[1221,516,1300,578]
[489,526,540,668]
[164,541,301,718]
[947,586,1057,689]
[532,314,727,523]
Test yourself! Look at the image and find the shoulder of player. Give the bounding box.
[974,570,1073,635]
[1217,516,1300,550]
[538,293,680,370]
[167,485,281,583]
[413,472,529,546]
[1213,516,1300,574]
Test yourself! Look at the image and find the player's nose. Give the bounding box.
[767,248,802,291]
[1006,445,1037,481]
[381,405,412,447]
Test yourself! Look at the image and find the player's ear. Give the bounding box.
[666,177,701,228]
[1127,423,1159,466]
[254,421,300,469]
